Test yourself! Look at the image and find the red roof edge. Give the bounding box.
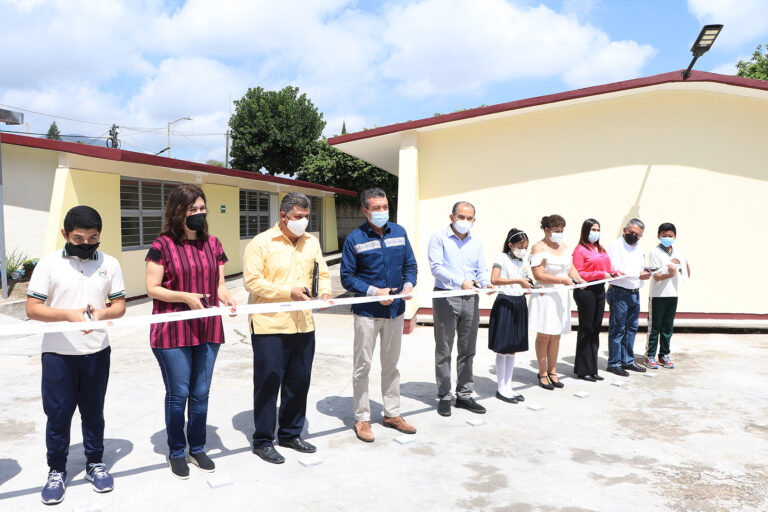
[328,70,768,146]
[0,132,357,196]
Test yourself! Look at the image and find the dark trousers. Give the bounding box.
[251,332,315,448]
[647,297,678,358]
[573,284,605,376]
[41,347,111,472]
[433,293,479,400]
[152,343,220,458]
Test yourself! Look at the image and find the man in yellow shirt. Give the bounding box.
[243,192,331,464]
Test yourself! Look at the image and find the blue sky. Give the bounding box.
[1,0,765,165]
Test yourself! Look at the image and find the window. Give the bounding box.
[309,196,322,233]
[240,189,272,238]
[120,178,179,249]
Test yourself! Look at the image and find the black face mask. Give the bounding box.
[66,242,100,259]
[623,233,639,246]
[185,213,206,232]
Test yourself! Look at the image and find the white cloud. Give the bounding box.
[709,60,739,75]
[688,0,768,47]
[562,0,600,18]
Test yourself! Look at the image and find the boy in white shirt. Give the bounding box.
[645,222,691,369]
[26,206,126,505]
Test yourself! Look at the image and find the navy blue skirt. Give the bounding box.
[488,294,529,353]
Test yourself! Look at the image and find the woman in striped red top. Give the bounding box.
[145,184,236,479]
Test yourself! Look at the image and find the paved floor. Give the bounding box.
[1,275,767,511]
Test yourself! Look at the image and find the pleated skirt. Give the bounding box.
[488,294,529,353]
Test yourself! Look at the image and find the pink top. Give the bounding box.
[572,243,613,282]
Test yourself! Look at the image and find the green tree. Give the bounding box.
[341,121,347,135]
[46,121,62,141]
[229,86,325,175]
[296,139,398,210]
[206,159,225,167]
[736,45,768,80]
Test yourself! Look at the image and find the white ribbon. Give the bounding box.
[0,275,636,337]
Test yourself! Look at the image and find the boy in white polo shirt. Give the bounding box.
[645,222,691,370]
[26,206,126,505]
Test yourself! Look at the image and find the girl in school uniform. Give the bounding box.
[488,229,532,404]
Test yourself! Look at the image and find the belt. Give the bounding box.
[610,285,639,293]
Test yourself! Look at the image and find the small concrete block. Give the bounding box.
[527,404,544,411]
[611,381,628,387]
[207,475,234,489]
[574,391,591,398]
[394,435,416,445]
[644,373,658,378]
[466,418,486,427]
[299,456,323,467]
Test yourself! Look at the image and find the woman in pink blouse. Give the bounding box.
[572,219,617,381]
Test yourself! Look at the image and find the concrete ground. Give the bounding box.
[1,267,767,511]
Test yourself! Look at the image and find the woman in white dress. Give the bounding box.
[529,215,583,390]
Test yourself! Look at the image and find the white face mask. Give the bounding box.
[512,248,527,259]
[286,217,309,237]
[588,231,600,243]
[549,231,564,243]
[453,219,473,235]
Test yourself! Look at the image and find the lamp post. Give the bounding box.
[0,108,24,299]
[682,24,723,79]
[167,117,192,158]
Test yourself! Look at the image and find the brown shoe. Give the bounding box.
[382,415,417,434]
[354,421,374,443]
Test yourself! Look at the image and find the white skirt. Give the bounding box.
[528,286,571,336]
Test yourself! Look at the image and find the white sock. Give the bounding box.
[504,354,516,395]
[496,354,509,396]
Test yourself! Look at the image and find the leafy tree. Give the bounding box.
[341,121,347,135]
[46,121,62,141]
[736,45,768,80]
[296,139,398,211]
[229,86,325,175]
[206,159,225,167]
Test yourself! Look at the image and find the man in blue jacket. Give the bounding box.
[341,188,418,443]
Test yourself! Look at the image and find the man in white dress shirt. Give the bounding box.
[605,218,651,376]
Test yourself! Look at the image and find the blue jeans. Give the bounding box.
[607,286,639,367]
[152,343,220,458]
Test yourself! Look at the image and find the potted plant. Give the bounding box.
[23,258,38,279]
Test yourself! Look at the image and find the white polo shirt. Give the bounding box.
[27,249,126,355]
[607,237,646,290]
[649,244,685,298]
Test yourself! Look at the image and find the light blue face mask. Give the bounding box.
[588,231,600,243]
[370,210,389,228]
[660,237,674,248]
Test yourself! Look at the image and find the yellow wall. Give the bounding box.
[201,183,240,275]
[44,168,122,263]
[408,89,768,315]
[322,195,339,252]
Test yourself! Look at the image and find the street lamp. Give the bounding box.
[0,108,25,299]
[167,117,192,158]
[682,24,723,79]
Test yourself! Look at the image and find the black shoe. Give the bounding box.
[577,374,597,382]
[606,366,630,377]
[495,391,518,404]
[279,438,316,454]
[514,393,525,402]
[253,445,285,464]
[455,397,486,414]
[168,457,190,479]
[548,373,565,388]
[538,374,555,390]
[592,373,604,381]
[622,362,647,373]
[437,399,452,417]
[189,452,215,472]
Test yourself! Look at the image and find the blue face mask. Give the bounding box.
[370,210,389,228]
[660,237,674,248]
[588,231,600,243]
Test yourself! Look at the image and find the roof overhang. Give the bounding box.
[328,70,768,175]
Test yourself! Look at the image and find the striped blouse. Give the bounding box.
[145,234,228,349]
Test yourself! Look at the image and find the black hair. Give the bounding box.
[63,205,102,234]
[360,187,387,208]
[578,218,605,253]
[540,214,565,230]
[658,222,676,236]
[502,228,528,254]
